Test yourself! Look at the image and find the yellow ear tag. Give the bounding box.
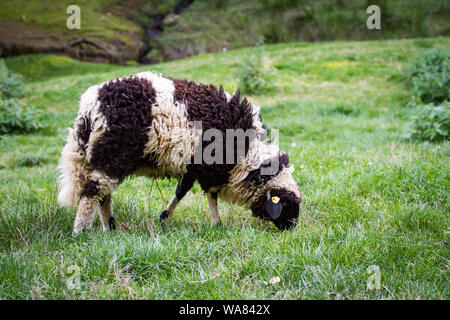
[272,196,280,204]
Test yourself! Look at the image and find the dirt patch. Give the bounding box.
[0,19,62,55]
[0,17,144,64]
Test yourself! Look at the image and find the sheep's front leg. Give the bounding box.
[207,191,221,226]
[160,176,195,222]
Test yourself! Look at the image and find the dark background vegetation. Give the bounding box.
[1,0,449,64]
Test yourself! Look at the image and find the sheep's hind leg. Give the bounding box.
[73,178,116,235]
[99,194,116,231]
[207,191,221,226]
[73,196,100,235]
[160,176,195,222]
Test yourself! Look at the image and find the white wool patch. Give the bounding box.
[250,103,267,140]
[229,138,279,186]
[141,74,198,177]
[78,84,101,116]
[135,71,175,107]
[224,91,232,102]
[57,128,85,207]
[267,165,301,199]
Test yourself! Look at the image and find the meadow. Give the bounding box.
[0,37,449,299]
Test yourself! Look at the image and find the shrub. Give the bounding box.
[0,59,41,134]
[236,54,274,95]
[259,0,301,11]
[0,99,42,134]
[0,60,25,99]
[406,48,449,104]
[403,101,449,142]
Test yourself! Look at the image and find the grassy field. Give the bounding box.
[1,37,449,299]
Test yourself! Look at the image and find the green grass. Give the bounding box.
[1,38,450,299]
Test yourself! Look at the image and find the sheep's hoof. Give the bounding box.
[72,227,86,237]
[160,210,169,222]
[72,230,81,237]
[109,217,116,230]
[211,219,222,227]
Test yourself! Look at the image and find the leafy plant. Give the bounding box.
[406,48,449,104]
[236,54,274,95]
[0,59,41,134]
[403,101,449,142]
[0,99,42,134]
[259,0,302,11]
[0,59,25,99]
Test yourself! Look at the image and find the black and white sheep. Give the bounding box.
[58,72,302,234]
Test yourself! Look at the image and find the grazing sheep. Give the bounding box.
[58,72,301,234]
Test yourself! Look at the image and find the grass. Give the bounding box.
[1,37,449,299]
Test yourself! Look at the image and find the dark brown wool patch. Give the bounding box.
[76,114,91,152]
[90,76,156,181]
[171,78,255,191]
[244,152,290,187]
[81,180,100,198]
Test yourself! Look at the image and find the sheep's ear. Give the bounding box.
[265,191,282,219]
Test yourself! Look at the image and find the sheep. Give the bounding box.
[57,71,302,234]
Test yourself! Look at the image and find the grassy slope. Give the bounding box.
[1,38,449,299]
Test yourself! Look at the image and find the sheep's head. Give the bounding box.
[242,150,301,230]
[251,188,301,230]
